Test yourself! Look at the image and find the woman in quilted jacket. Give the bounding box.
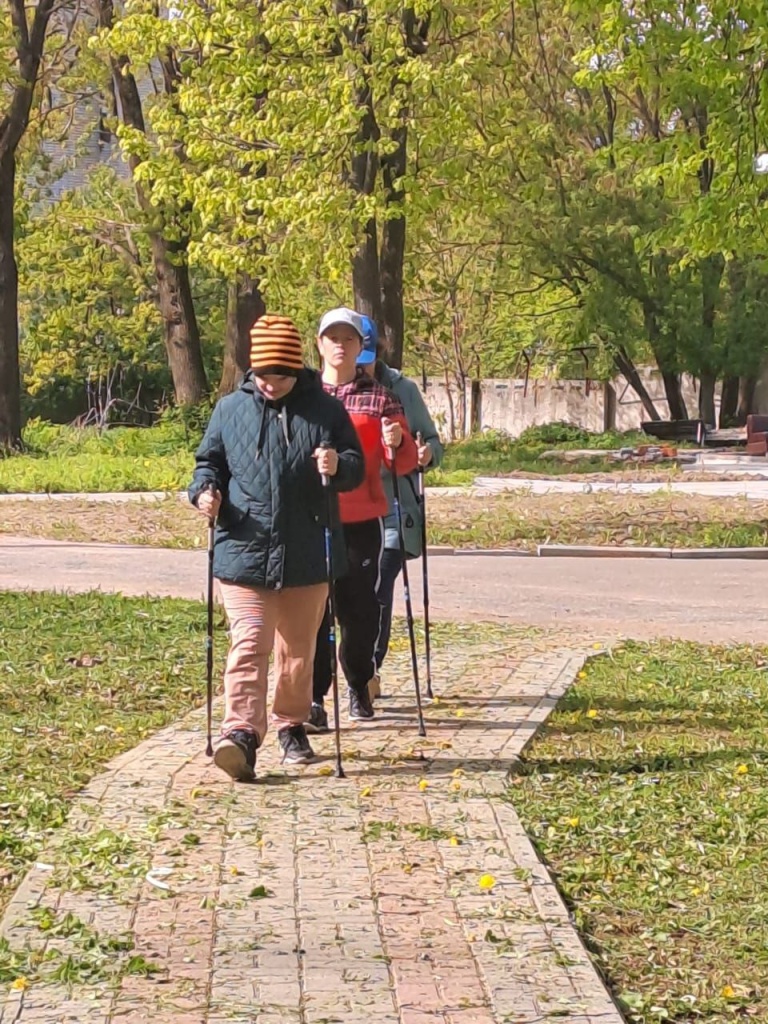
[189,314,364,782]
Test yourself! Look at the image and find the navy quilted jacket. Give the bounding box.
[189,369,364,589]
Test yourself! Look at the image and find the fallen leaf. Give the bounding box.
[65,655,103,668]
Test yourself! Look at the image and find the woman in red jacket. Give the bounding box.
[308,307,418,724]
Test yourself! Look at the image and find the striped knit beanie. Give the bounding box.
[249,314,304,376]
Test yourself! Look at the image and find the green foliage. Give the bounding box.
[13,0,768,425]
[0,418,199,493]
[430,426,650,483]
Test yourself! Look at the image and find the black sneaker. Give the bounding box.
[304,702,329,734]
[214,729,258,782]
[349,687,375,721]
[278,724,317,765]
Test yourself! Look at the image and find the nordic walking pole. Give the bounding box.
[319,445,345,779]
[416,432,434,700]
[205,488,216,758]
[390,447,427,737]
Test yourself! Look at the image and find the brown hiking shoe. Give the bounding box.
[368,674,382,701]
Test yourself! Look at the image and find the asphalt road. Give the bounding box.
[1,536,765,643]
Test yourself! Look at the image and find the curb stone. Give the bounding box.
[537,544,768,559]
[428,544,768,559]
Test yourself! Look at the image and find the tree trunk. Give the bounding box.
[338,0,382,325]
[443,365,456,441]
[379,123,406,368]
[219,275,265,396]
[737,376,757,425]
[719,375,739,427]
[699,253,724,427]
[643,303,688,420]
[378,7,428,368]
[0,0,57,449]
[352,220,382,323]
[660,370,688,420]
[103,8,208,405]
[0,153,21,450]
[149,234,208,404]
[612,346,662,421]
[698,372,717,426]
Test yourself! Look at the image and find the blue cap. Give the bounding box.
[356,315,378,365]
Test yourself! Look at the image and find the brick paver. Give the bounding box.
[0,633,622,1024]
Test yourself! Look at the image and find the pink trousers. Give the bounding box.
[218,581,328,744]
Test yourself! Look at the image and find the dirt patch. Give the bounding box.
[2,492,767,551]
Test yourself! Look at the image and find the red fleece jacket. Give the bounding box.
[323,371,418,523]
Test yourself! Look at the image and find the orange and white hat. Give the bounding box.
[249,314,304,376]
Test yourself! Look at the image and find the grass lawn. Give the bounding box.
[512,640,768,1023]
[1,491,768,550]
[0,420,685,493]
[0,591,226,920]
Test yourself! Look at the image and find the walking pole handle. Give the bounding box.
[318,439,332,489]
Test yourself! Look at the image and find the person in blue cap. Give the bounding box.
[356,316,443,696]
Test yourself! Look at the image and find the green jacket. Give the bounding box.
[189,369,364,589]
[378,364,444,557]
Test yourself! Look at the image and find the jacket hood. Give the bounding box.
[239,367,324,459]
[378,363,403,388]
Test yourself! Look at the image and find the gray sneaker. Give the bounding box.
[278,724,317,765]
[304,702,329,734]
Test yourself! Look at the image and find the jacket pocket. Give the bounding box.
[219,479,250,527]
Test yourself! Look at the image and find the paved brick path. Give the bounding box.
[1,633,622,1024]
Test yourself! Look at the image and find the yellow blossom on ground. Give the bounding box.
[418,779,429,791]
[592,643,603,649]
[452,768,465,777]
[450,781,462,793]
[360,786,372,797]
[568,817,580,828]
[478,873,496,891]
[317,765,333,776]
[736,764,748,775]
[10,978,29,991]
[230,866,241,876]
[449,836,461,847]
[586,709,598,719]
[578,671,587,679]
[722,985,736,998]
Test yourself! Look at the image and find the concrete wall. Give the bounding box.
[420,369,719,440]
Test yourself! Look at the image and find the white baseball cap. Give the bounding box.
[317,307,364,339]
